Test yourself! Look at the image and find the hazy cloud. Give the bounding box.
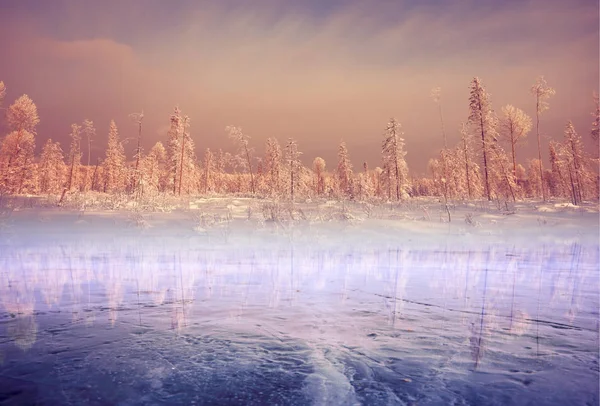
[0,0,597,172]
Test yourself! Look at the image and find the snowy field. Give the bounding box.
[0,196,598,405]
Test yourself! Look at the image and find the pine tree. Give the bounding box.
[561,121,590,205]
[103,120,126,193]
[66,123,82,191]
[129,111,144,193]
[468,77,497,201]
[81,119,95,192]
[336,141,353,199]
[167,107,182,194]
[381,118,409,201]
[530,76,556,201]
[142,142,166,192]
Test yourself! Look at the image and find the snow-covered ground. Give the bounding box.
[1,195,598,250]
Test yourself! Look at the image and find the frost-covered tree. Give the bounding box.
[66,124,82,191]
[264,137,282,197]
[142,142,166,193]
[488,142,517,202]
[201,147,214,194]
[0,131,35,194]
[548,141,566,198]
[103,120,126,193]
[468,77,497,201]
[336,141,353,199]
[81,119,95,192]
[530,76,555,201]
[226,126,255,194]
[312,157,326,197]
[458,122,482,200]
[381,118,409,201]
[129,111,144,192]
[560,121,593,205]
[284,138,302,202]
[167,108,182,193]
[1,95,39,193]
[177,115,195,195]
[39,140,66,194]
[500,105,532,176]
[166,107,196,195]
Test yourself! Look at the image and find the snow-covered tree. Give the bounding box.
[81,119,95,192]
[381,118,409,201]
[0,131,35,194]
[177,115,196,195]
[336,141,353,199]
[166,107,196,195]
[226,126,255,194]
[129,111,144,192]
[142,141,167,193]
[458,122,483,200]
[264,137,282,197]
[468,77,497,201]
[200,148,214,194]
[548,141,566,198]
[103,120,126,193]
[1,95,39,193]
[560,121,594,205]
[530,76,556,201]
[500,105,532,176]
[284,138,302,202]
[66,124,82,191]
[39,139,66,194]
[312,157,326,197]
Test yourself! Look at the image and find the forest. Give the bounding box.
[0,76,598,213]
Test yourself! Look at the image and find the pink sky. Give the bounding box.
[0,0,598,173]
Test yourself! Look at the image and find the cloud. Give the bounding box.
[0,0,597,172]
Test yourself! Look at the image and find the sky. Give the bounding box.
[0,0,598,174]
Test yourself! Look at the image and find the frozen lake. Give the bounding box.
[0,234,597,405]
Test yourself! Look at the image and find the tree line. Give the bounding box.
[0,77,597,206]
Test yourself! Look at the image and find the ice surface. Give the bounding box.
[0,199,598,405]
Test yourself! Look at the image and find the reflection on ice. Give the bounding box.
[0,240,598,405]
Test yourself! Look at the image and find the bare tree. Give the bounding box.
[530,76,556,201]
